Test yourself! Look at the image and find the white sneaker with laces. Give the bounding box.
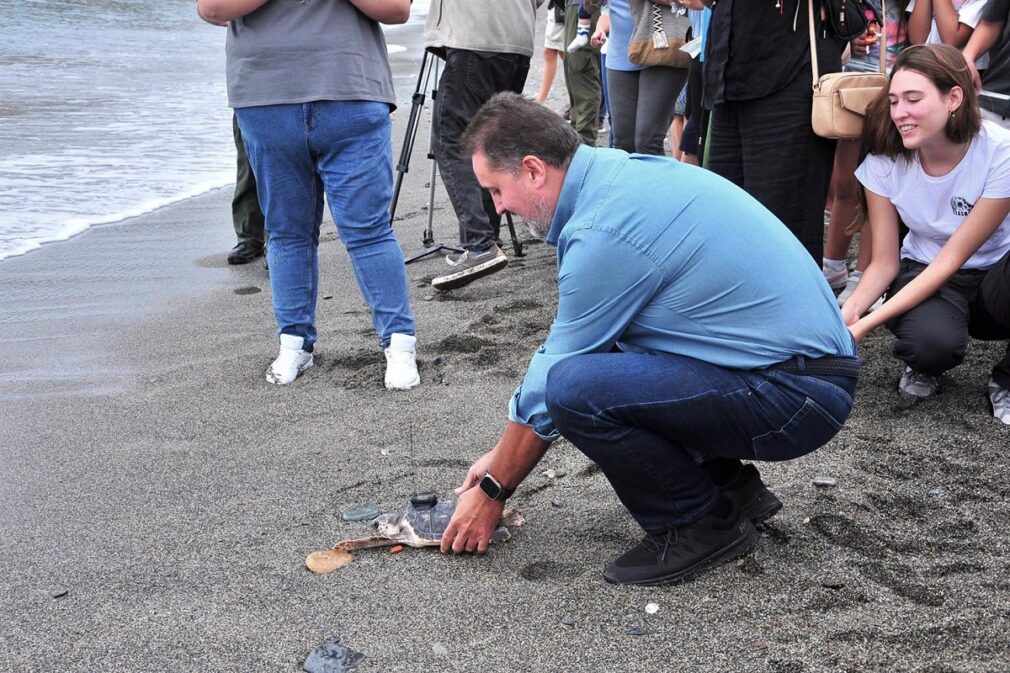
[987,379,1010,425]
[898,365,938,400]
[384,333,420,390]
[266,334,313,385]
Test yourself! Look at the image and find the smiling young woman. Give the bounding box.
[843,44,1010,424]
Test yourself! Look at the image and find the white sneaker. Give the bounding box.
[987,379,1010,425]
[835,270,861,306]
[265,334,313,385]
[823,264,849,290]
[835,270,886,312]
[898,366,938,400]
[384,333,420,390]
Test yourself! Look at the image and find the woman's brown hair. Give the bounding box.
[860,43,981,162]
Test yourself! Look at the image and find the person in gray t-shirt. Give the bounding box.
[197,0,421,390]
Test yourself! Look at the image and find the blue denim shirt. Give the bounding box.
[509,146,856,440]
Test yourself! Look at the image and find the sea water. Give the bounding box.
[0,0,429,262]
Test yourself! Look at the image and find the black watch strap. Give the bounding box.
[478,471,515,502]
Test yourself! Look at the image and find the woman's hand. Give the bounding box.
[848,318,873,343]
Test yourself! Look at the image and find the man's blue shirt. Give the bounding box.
[509,146,856,440]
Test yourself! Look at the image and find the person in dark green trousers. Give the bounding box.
[563,0,602,145]
[228,113,266,265]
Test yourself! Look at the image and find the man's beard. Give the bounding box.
[521,192,554,239]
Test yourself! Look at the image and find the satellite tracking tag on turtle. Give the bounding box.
[306,492,525,574]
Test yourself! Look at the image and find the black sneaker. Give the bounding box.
[724,464,783,525]
[227,241,265,265]
[603,499,759,586]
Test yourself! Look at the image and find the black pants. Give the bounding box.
[432,49,529,251]
[707,68,836,262]
[888,254,1010,388]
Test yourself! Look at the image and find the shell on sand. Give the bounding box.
[306,549,353,574]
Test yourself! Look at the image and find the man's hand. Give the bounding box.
[454,450,494,496]
[440,485,505,554]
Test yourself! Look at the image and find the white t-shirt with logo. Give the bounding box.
[855,120,1010,269]
[905,0,990,69]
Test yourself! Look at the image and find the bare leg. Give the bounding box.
[824,139,861,262]
[669,114,685,160]
[537,48,562,102]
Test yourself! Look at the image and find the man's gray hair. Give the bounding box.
[461,92,581,175]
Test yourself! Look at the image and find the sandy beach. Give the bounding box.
[4,27,1010,673]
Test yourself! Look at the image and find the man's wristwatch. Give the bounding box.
[478,471,515,502]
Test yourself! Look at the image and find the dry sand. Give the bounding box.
[3,33,1010,673]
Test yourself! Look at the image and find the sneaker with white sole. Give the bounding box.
[432,245,508,292]
[898,365,938,400]
[836,270,861,305]
[987,379,1010,425]
[823,264,849,290]
[836,270,886,312]
[384,333,420,390]
[266,334,313,385]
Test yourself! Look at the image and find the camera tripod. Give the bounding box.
[389,48,524,265]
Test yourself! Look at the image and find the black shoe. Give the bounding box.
[724,464,783,525]
[227,241,264,265]
[603,499,759,586]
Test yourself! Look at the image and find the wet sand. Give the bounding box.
[3,21,1010,673]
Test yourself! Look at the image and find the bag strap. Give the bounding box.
[879,0,887,75]
[809,0,820,86]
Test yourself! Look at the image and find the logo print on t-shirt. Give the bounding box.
[950,196,974,217]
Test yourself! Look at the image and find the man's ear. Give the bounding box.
[520,155,548,186]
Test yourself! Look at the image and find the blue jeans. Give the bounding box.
[545,352,857,533]
[236,101,414,349]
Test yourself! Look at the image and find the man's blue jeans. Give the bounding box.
[545,352,857,534]
[236,101,415,349]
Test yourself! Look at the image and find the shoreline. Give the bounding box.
[4,16,1009,673]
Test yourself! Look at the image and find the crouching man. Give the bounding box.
[440,93,860,585]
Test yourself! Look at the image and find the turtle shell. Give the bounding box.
[403,498,456,542]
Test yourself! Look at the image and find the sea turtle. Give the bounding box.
[306,493,524,574]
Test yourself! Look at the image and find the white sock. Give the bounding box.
[822,258,846,273]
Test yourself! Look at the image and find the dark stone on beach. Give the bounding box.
[233,286,261,295]
[303,636,365,673]
[928,486,945,497]
[341,504,380,522]
[821,578,846,590]
[560,614,575,628]
[551,499,564,508]
[433,356,445,367]
[322,295,333,300]
[625,625,647,636]
[52,589,69,599]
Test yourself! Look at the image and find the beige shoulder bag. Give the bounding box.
[810,0,889,140]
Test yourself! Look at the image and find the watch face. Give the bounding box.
[479,474,502,500]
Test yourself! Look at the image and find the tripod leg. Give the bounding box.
[504,212,524,257]
[389,51,432,224]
